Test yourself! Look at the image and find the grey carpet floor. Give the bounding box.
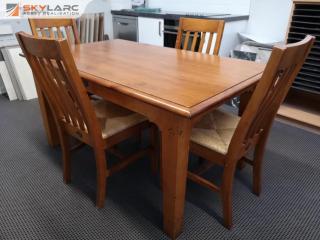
[0,95,320,240]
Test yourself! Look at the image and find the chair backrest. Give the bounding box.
[228,35,315,159]
[175,18,225,55]
[28,18,80,45]
[16,32,102,145]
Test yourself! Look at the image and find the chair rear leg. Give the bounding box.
[253,132,268,196]
[221,162,237,229]
[94,148,107,208]
[57,126,71,184]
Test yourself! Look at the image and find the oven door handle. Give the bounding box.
[117,22,129,26]
[163,30,178,35]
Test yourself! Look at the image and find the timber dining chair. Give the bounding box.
[28,18,80,45]
[175,18,225,55]
[28,18,107,146]
[187,36,315,228]
[27,19,80,148]
[16,32,156,208]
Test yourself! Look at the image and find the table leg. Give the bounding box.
[160,118,191,239]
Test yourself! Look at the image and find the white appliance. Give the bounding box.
[0,54,16,99]
[2,47,37,100]
[0,25,19,100]
[0,70,6,94]
[0,24,37,100]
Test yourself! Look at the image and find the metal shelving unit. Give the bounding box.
[287,2,320,95]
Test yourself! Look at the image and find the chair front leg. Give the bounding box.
[94,147,107,208]
[221,161,237,229]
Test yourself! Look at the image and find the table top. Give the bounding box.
[72,40,265,117]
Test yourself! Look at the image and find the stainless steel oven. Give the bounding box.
[113,15,138,42]
[163,19,180,48]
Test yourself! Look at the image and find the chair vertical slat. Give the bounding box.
[46,59,78,126]
[191,32,199,52]
[36,61,67,123]
[55,59,87,131]
[65,26,72,45]
[71,20,81,44]
[183,31,191,50]
[48,27,55,38]
[57,27,63,39]
[46,58,78,126]
[206,33,214,54]
[37,58,69,122]
[198,32,206,53]
[175,29,183,49]
[42,58,72,120]
[213,21,225,55]
[55,60,87,130]
[40,28,47,38]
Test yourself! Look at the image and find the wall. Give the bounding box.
[219,20,248,56]
[148,0,251,15]
[111,0,252,15]
[110,0,131,10]
[107,0,132,38]
[246,0,293,43]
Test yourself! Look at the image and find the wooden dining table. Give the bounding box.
[37,39,265,239]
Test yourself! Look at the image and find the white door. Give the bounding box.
[138,17,164,46]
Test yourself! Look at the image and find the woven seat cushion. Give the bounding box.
[191,109,240,155]
[92,100,147,139]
